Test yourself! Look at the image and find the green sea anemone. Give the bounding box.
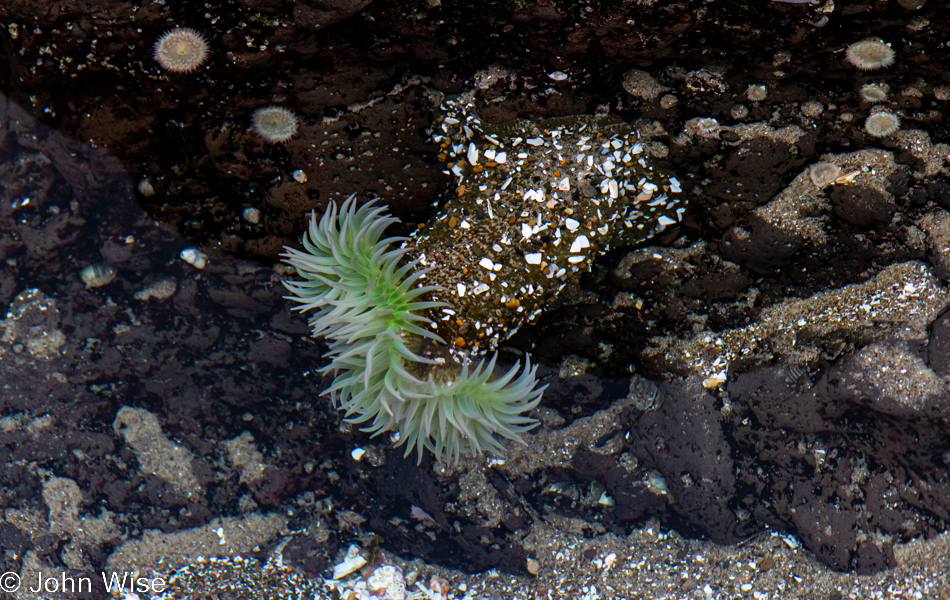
[282,196,544,462]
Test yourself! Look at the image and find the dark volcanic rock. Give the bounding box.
[2,0,950,589]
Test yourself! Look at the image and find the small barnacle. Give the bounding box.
[688,117,721,138]
[801,100,824,119]
[933,86,950,101]
[622,69,666,101]
[746,84,768,102]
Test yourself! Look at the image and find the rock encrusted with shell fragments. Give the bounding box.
[652,260,950,390]
[409,93,687,355]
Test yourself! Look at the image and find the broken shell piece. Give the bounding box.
[332,545,367,579]
[429,576,449,595]
[833,169,861,185]
[703,370,728,389]
[569,235,590,253]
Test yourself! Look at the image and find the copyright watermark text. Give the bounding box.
[0,570,166,594]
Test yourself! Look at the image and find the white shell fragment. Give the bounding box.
[292,169,308,183]
[467,143,479,165]
[332,545,367,579]
[703,370,728,388]
[180,248,209,269]
[608,178,619,199]
[569,235,591,253]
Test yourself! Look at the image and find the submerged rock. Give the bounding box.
[409,93,688,356]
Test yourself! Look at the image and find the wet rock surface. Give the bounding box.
[1,0,950,597]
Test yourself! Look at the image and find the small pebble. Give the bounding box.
[80,263,116,288]
[180,248,208,269]
[134,278,177,301]
[137,178,155,197]
[526,557,540,576]
[243,207,261,224]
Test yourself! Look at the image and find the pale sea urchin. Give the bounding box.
[153,28,209,74]
[251,106,299,143]
[282,197,544,463]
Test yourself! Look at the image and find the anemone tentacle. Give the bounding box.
[283,196,545,462]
